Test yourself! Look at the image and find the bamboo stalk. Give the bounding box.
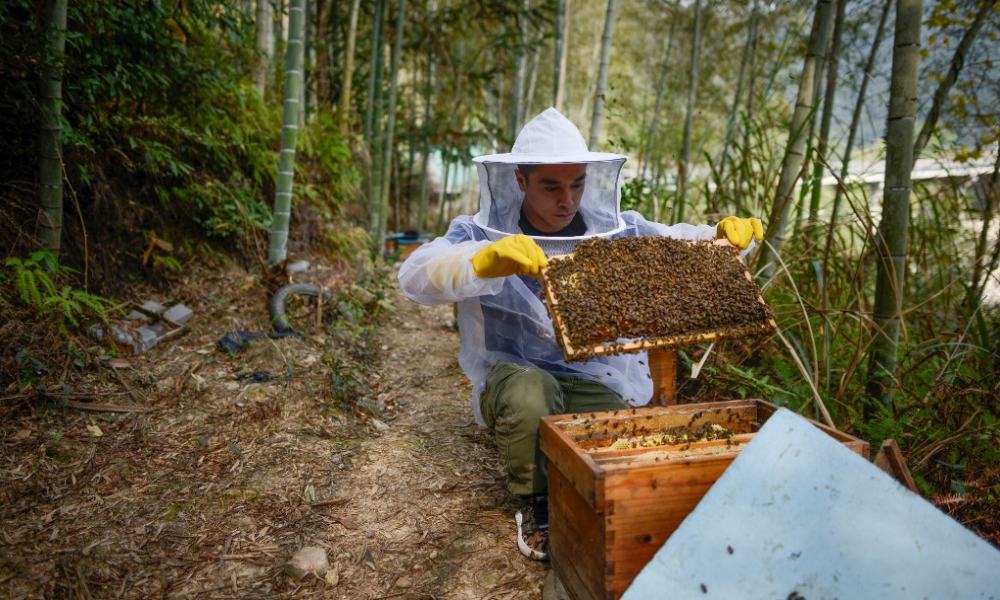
[756,0,836,281]
[377,0,406,250]
[267,0,306,265]
[711,0,758,213]
[588,0,618,148]
[338,0,361,133]
[638,4,677,185]
[865,0,923,410]
[552,0,566,109]
[675,0,703,223]
[38,0,68,254]
[807,0,846,230]
[255,0,273,96]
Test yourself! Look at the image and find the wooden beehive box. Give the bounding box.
[539,399,869,600]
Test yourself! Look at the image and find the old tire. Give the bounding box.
[269,283,337,334]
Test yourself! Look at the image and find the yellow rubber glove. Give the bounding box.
[471,234,548,278]
[716,216,764,250]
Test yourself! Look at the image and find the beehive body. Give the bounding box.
[540,400,868,600]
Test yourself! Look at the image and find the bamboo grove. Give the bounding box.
[2,1,999,500]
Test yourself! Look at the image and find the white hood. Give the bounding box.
[471,108,627,253]
[475,107,626,164]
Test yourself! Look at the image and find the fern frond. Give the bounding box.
[35,269,58,299]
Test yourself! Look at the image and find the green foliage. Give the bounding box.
[320,269,394,407]
[702,363,799,406]
[15,347,49,391]
[296,111,364,236]
[151,255,184,273]
[3,251,113,330]
[619,179,649,213]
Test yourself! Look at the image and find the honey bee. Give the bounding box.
[544,236,773,360]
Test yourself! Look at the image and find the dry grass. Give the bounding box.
[0,259,546,599]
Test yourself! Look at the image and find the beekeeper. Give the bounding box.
[398,108,762,560]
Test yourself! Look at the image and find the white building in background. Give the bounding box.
[822,153,998,217]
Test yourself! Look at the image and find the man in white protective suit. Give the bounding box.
[398,108,763,560]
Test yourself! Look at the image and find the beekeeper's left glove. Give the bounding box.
[471,234,548,278]
[716,216,764,250]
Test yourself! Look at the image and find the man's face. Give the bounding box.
[516,163,587,233]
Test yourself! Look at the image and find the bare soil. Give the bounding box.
[0,261,546,599]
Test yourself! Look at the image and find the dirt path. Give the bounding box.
[0,264,545,599]
[325,281,547,599]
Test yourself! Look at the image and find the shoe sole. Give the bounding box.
[515,511,549,561]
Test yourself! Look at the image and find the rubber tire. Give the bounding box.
[269,283,338,334]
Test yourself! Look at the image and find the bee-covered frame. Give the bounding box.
[539,238,777,362]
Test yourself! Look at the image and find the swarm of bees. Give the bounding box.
[603,422,734,451]
[544,236,773,360]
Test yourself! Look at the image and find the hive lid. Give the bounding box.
[622,408,1000,599]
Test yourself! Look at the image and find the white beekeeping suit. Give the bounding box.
[399,108,717,425]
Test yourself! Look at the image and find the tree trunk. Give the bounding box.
[393,146,401,233]
[552,0,566,109]
[301,0,312,125]
[255,0,273,97]
[865,0,923,410]
[913,1,991,163]
[755,0,836,281]
[38,0,67,255]
[338,0,361,132]
[807,0,846,229]
[638,6,677,184]
[417,47,433,231]
[274,0,284,78]
[558,0,571,111]
[405,55,418,216]
[366,0,387,237]
[510,0,529,141]
[588,0,618,148]
[436,158,451,233]
[524,46,539,124]
[313,0,329,106]
[712,0,758,213]
[795,45,827,237]
[364,0,386,146]
[819,5,884,382]
[332,0,344,106]
[674,0,702,223]
[822,0,890,276]
[743,0,759,126]
[377,0,406,250]
[268,0,306,265]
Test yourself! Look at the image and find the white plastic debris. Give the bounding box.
[285,546,329,579]
[286,260,311,274]
[90,301,193,354]
[622,408,1000,600]
[162,303,193,326]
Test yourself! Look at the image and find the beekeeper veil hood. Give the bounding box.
[472,108,626,254]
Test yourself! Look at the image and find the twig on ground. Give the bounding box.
[65,400,151,413]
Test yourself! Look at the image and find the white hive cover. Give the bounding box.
[622,408,1000,600]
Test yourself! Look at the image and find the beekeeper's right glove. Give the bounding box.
[716,216,764,250]
[470,234,548,279]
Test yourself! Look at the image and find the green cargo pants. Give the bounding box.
[479,361,628,497]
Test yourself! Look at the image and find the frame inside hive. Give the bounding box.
[539,238,776,362]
